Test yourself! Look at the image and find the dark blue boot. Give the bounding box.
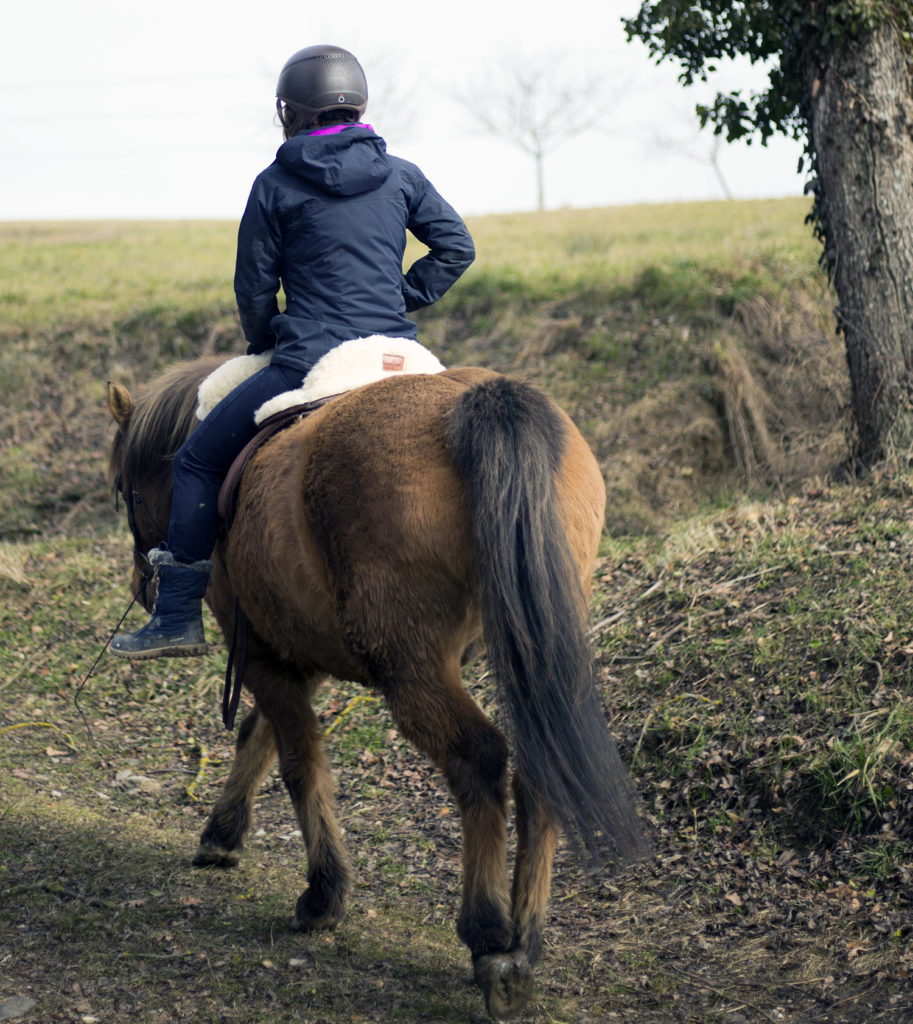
[110,549,212,659]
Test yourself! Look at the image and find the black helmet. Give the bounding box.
[276,45,368,130]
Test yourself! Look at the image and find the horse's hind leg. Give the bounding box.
[194,703,276,868]
[510,773,559,967]
[384,659,533,1019]
[254,668,351,932]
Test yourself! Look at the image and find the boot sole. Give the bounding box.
[109,643,209,660]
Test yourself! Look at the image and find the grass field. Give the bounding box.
[0,199,819,331]
[1,201,911,1023]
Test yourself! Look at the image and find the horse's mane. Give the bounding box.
[114,356,227,490]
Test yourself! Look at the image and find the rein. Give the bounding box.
[223,598,247,730]
[73,480,161,739]
[73,574,151,744]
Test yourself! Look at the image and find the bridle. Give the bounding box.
[114,472,168,604]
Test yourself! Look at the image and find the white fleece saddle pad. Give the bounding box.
[196,336,446,425]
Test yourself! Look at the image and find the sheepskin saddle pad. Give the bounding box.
[195,336,446,527]
[195,335,445,424]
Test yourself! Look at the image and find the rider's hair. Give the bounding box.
[316,109,358,127]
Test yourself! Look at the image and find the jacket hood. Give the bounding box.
[276,125,392,197]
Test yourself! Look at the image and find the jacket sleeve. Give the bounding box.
[234,175,283,353]
[401,167,475,313]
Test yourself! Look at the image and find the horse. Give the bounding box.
[106,355,647,1019]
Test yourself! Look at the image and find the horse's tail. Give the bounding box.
[447,377,647,862]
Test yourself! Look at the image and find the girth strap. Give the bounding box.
[223,597,247,730]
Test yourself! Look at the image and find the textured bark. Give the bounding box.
[807,20,913,459]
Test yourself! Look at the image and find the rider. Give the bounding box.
[111,44,475,659]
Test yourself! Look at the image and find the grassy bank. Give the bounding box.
[0,198,845,539]
[0,199,819,334]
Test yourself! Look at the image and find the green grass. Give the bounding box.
[0,220,236,332]
[462,198,820,287]
[0,199,821,334]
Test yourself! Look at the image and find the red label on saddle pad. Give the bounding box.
[382,353,406,372]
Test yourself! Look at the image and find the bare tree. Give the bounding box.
[646,111,733,199]
[358,50,419,145]
[457,54,622,211]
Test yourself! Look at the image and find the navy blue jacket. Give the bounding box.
[234,124,475,374]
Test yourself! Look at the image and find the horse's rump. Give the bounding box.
[225,366,643,857]
[222,368,493,679]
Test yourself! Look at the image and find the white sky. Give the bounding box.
[0,0,807,221]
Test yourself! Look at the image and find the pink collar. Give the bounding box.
[308,122,374,137]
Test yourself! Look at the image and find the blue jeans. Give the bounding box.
[168,363,303,563]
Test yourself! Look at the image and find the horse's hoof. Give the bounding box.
[192,843,240,868]
[474,950,534,1020]
[290,908,344,932]
[290,891,346,932]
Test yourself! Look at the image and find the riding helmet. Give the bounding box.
[276,44,368,127]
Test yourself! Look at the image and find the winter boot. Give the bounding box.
[110,548,212,659]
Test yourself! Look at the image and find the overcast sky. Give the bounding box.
[1,0,807,221]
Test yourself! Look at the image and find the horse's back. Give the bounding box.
[295,366,602,586]
[305,370,494,564]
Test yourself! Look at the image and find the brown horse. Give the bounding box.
[106,356,647,1019]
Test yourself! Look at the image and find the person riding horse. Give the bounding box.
[106,55,648,1015]
[111,44,475,659]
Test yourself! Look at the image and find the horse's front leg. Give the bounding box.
[194,703,276,867]
[255,667,351,931]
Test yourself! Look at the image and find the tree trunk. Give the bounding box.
[535,149,545,212]
[806,20,913,461]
